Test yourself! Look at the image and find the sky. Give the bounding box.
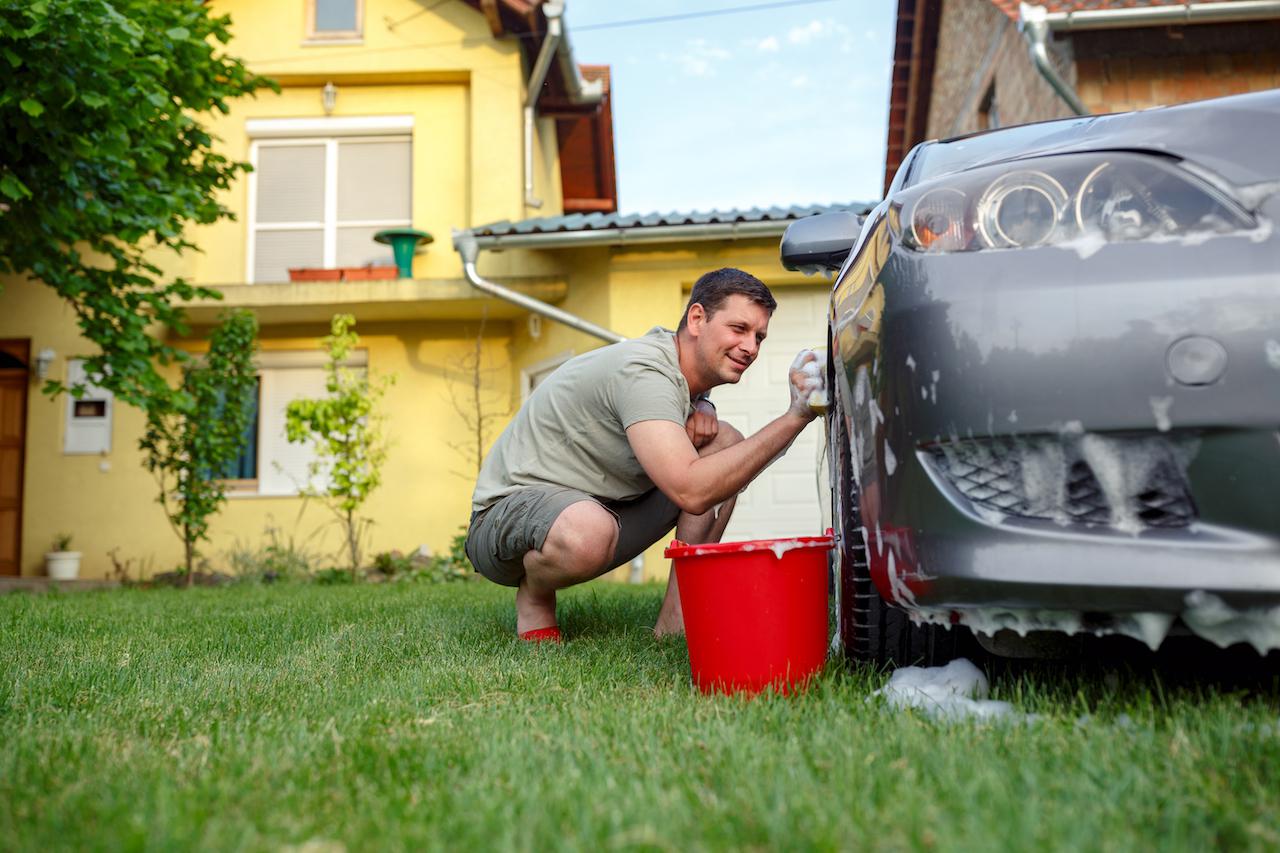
[563,0,898,215]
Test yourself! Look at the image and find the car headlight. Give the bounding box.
[894,152,1254,253]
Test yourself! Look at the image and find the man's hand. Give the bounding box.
[685,399,719,449]
[788,349,827,420]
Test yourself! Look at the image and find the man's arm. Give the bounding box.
[627,349,826,515]
[628,412,811,515]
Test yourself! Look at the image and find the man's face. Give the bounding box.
[689,294,771,386]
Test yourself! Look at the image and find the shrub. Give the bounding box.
[368,535,474,585]
[372,550,415,579]
[312,567,355,586]
[225,522,318,583]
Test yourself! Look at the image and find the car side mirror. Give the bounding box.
[779,211,864,274]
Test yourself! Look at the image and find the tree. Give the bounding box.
[0,0,274,410]
[444,311,510,478]
[139,311,259,585]
[285,315,394,579]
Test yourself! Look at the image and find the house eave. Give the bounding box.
[174,276,569,329]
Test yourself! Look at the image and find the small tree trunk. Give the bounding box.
[184,529,195,588]
[347,508,359,581]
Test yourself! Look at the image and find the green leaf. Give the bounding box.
[1,0,273,433]
[0,173,31,201]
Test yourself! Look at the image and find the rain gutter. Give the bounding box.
[1017,1,1280,116]
[452,228,624,343]
[450,218,794,342]
[523,2,604,211]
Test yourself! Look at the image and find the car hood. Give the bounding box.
[926,89,1280,189]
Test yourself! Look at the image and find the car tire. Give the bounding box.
[827,385,977,669]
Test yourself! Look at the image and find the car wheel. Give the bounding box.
[827,382,976,669]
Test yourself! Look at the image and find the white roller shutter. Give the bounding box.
[257,367,330,496]
[249,131,411,283]
[708,286,831,541]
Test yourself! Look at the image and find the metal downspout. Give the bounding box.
[1018,2,1088,116]
[1019,1,1280,115]
[523,2,563,210]
[452,228,625,344]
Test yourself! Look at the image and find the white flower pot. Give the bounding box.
[46,551,81,580]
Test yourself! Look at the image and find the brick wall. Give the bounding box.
[1074,22,1280,114]
[927,0,1076,140]
[926,6,1280,141]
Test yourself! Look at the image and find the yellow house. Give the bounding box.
[0,0,869,581]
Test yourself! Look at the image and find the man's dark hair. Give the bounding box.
[677,268,777,332]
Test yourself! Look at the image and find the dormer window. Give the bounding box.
[307,0,362,41]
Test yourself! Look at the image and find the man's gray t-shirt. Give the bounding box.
[472,327,696,512]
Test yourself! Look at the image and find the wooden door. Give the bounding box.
[0,341,29,576]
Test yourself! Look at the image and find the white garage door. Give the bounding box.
[709,285,831,541]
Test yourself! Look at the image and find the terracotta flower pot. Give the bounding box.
[340,265,398,281]
[288,267,343,282]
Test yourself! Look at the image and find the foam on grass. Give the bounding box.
[874,658,1019,721]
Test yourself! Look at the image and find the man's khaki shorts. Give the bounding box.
[465,485,681,587]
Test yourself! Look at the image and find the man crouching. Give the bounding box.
[465,267,825,642]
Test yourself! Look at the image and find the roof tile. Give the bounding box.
[471,202,875,237]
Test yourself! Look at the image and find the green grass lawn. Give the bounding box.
[2,581,1279,852]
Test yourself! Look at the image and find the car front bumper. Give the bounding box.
[836,210,1280,647]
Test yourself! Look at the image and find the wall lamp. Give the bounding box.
[34,347,55,381]
[322,81,337,115]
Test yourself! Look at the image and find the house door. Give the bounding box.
[705,287,831,541]
[0,341,29,576]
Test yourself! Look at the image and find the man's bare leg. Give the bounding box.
[515,500,620,635]
[654,423,745,638]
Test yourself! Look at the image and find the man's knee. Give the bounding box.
[537,500,619,579]
[700,420,744,456]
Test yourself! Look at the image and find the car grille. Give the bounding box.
[925,434,1198,530]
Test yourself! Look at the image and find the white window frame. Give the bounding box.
[245,116,414,284]
[520,350,575,401]
[305,0,364,41]
[228,349,370,498]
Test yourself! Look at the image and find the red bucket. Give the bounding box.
[665,534,833,695]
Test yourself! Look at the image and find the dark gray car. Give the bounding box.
[781,89,1280,666]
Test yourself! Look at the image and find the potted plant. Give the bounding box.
[46,533,81,580]
[340,264,398,281]
[287,267,343,282]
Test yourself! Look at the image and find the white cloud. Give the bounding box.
[674,38,731,77]
[787,19,826,45]
[791,74,810,88]
[757,35,780,52]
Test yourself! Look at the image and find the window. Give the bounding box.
[222,351,367,496]
[520,351,575,401]
[214,379,261,486]
[247,118,413,284]
[307,0,362,40]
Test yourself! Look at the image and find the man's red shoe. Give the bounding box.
[518,626,562,643]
